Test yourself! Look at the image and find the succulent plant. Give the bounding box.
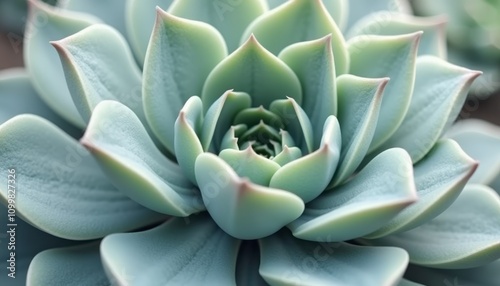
[412,0,500,95]
[1,0,500,285]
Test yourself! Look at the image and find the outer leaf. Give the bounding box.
[368,184,500,269]
[62,0,127,40]
[82,100,204,216]
[404,260,500,286]
[27,243,108,286]
[348,13,447,58]
[348,32,420,151]
[330,75,388,186]
[259,230,409,286]
[278,35,337,148]
[375,56,481,163]
[269,116,341,203]
[125,0,174,65]
[447,119,500,186]
[0,204,76,286]
[101,215,240,285]
[345,0,412,31]
[366,139,478,238]
[0,68,80,137]
[24,0,100,127]
[202,35,302,111]
[288,148,417,242]
[0,115,163,240]
[168,0,267,52]
[243,0,349,74]
[143,8,228,154]
[52,24,144,123]
[195,153,304,239]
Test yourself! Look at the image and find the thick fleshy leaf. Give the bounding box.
[52,24,144,123]
[62,0,127,40]
[289,148,417,242]
[269,116,341,203]
[278,35,337,148]
[24,0,100,127]
[195,153,304,239]
[273,146,302,166]
[404,259,500,286]
[101,215,240,285]
[259,230,408,286]
[201,90,251,151]
[0,204,76,286]
[269,97,314,154]
[82,100,204,216]
[125,0,173,65]
[366,139,478,238]
[236,241,268,286]
[0,115,163,240]
[202,35,302,110]
[266,0,348,31]
[219,148,281,186]
[168,0,267,53]
[330,75,388,186]
[348,13,447,58]
[345,0,412,31]
[143,8,227,153]
[368,184,500,269]
[174,96,204,185]
[447,119,500,186]
[0,68,80,137]
[27,243,108,286]
[375,56,481,163]
[348,32,420,151]
[243,0,349,74]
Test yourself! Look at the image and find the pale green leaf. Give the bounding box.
[269,97,314,154]
[375,56,481,163]
[125,0,174,65]
[82,100,204,216]
[0,204,76,286]
[168,0,267,52]
[289,148,417,242]
[195,153,304,239]
[202,35,302,111]
[345,0,412,31]
[243,0,349,74]
[348,12,447,58]
[143,8,227,154]
[27,243,108,286]
[259,230,409,286]
[0,68,80,137]
[0,115,163,240]
[62,0,127,40]
[348,32,420,151]
[404,259,500,286]
[101,215,240,285]
[331,75,388,186]
[278,35,337,148]
[447,119,500,186]
[368,184,500,269]
[269,116,341,203]
[366,139,478,238]
[24,0,100,127]
[219,148,281,186]
[52,24,144,123]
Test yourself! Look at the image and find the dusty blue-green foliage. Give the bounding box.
[0,0,499,285]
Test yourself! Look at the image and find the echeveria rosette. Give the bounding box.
[0,0,499,285]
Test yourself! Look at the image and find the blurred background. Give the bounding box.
[1,0,499,125]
